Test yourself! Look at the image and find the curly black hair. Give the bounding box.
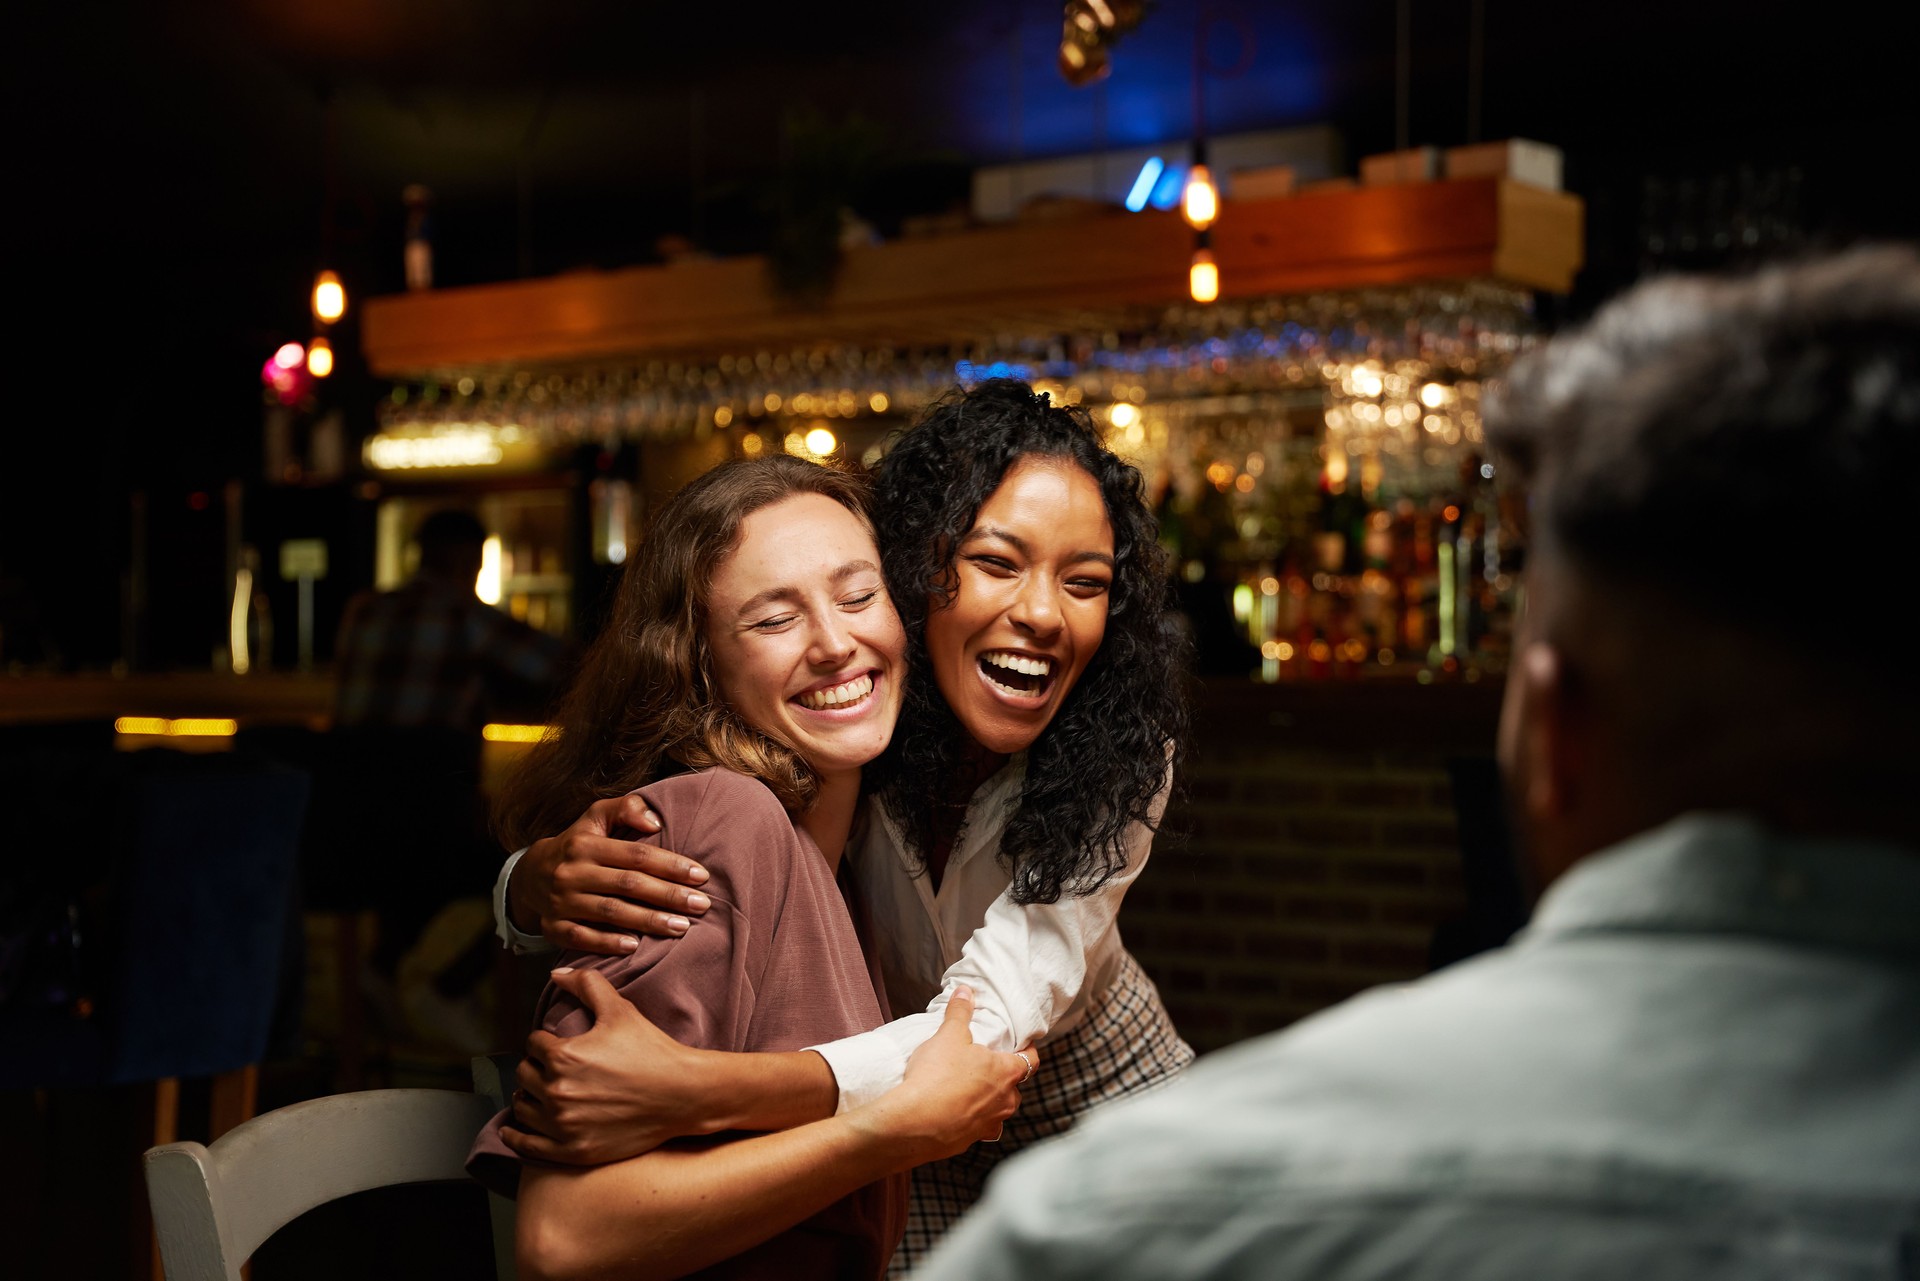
[867,379,1190,904]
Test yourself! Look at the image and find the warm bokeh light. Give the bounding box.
[1420,381,1452,408]
[740,432,765,457]
[869,392,889,413]
[114,717,239,737]
[364,430,504,470]
[477,535,503,604]
[274,342,305,369]
[1189,249,1219,303]
[714,405,734,427]
[1325,449,1350,489]
[1108,401,1140,429]
[306,336,334,378]
[1181,164,1219,230]
[312,270,346,323]
[804,426,838,456]
[482,723,549,743]
[230,565,253,675]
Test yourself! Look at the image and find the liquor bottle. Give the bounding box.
[1402,503,1437,658]
[404,185,434,291]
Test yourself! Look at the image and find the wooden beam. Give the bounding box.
[362,178,1582,377]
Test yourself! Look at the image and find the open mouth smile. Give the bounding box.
[977,650,1056,702]
[795,671,877,712]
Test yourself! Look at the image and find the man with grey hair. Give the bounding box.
[918,247,1920,1279]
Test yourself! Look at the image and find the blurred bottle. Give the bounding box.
[226,544,274,675]
[404,185,434,291]
[1356,509,1399,660]
[1402,503,1438,657]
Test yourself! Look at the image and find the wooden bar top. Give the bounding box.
[362,178,1583,377]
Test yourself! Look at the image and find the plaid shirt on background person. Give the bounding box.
[333,575,570,734]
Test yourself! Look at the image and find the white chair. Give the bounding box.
[143,1088,504,1281]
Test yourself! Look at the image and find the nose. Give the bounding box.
[807,612,857,668]
[1008,574,1063,639]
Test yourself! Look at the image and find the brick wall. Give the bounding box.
[1120,680,1505,1054]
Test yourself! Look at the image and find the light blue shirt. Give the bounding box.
[919,814,1920,1280]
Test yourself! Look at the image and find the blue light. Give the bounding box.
[1124,157,1164,213]
[1149,163,1186,211]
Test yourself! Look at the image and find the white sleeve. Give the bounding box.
[812,769,1171,1112]
[492,847,559,955]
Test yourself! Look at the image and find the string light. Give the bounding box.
[306,336,334,378]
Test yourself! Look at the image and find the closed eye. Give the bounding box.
[840,589,880,610]
[748,614,798,632]
[965,554,1018,576]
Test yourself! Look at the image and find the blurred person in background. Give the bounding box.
[330,508,572,1041]
[334,508,569,735]
[915,246,1920,1280]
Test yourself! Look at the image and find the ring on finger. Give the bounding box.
[1015,1050,1036,1083]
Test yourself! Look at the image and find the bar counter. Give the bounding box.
[0,671,334,728]
[2,670,1509,1054]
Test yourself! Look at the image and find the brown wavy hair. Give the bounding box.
[494,455,874,848]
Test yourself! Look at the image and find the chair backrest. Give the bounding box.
[145,1088,502,1281]
[471,1053,522,1281]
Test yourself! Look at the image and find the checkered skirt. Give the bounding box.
[887,949,1195,1276]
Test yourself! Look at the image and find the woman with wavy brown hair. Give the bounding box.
[466,454,1026,1281]
[491,381,1193,1271]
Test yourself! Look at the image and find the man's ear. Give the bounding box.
[1513,642,1578,826]
[1512,640,1595,884]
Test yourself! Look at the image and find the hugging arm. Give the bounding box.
[515,977,1024,1281]
[814,778,1168,1110]
[510,771,1169,1161]
[495,792,716,955]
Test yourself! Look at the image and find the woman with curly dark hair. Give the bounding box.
[492,380,1193,1270]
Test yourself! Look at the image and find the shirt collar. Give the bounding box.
[1523,812,1920,961]
[873,753,1027,877]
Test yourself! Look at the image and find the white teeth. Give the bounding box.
[798,673,874,710]
[983,652,1052,676]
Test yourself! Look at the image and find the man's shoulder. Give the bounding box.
[927,929,1920,1280]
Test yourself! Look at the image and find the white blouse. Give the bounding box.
[491,755,1170,1112]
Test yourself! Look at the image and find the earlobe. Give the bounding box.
[1518,643,1571,823]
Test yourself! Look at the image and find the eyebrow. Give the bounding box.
[733,558,880,619]
[962,525,1115,569]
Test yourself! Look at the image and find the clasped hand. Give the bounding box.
[502,973,1035,1168]
[501,968,709,1165]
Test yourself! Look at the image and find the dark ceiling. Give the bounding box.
[6,0,1912,663]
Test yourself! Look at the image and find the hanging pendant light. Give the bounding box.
[312,270,346,323]
[1189,245,1219,304]
[1182,163,1219,231]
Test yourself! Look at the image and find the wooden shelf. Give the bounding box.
[362,178,1582,378]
